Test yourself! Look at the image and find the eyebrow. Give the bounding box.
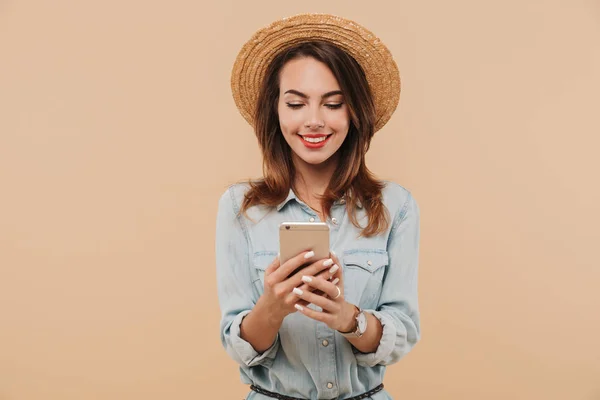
[283,89,343,99]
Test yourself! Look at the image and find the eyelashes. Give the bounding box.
[286,103,344,110]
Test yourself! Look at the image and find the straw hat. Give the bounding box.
[231,13,401,133]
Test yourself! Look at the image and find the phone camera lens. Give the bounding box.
[285,225,290,230]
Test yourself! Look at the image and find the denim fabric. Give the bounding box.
[216,181,420,399]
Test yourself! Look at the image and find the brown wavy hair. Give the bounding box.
[239,41,389,237]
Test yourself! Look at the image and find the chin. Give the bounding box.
[296,152,333,165]
[303,157,329,165]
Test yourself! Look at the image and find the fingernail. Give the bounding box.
[295,304,304,311]
[301,276,312,283]
[304,251,315,259]
[329,264,339,274]
[331,250,337,257]
[323,258,334,267]
[293,288,303,296]
[331,278,340,285]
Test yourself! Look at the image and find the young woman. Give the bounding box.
[216,14,421,400]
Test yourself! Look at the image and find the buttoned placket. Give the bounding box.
[297,202,345,398]
[316,321,338,397]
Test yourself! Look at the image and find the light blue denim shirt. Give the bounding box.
[215,181,421,400]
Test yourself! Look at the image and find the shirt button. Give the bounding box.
[331,217,337,225]
[309,217,315,222]
[367,260,372,266]
[327,382,334,389]
[322,340,329,347]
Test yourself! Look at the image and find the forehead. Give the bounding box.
[279,57,340,93]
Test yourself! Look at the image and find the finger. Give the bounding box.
[330,250,342,268]
[290,297,309,309]
[282,257,335,291]
[304,288,329,300]
[326,264,340,281]
[301,276,341,299]
[264,256,280,275]
[270,250,316,283]
[321,278,340,299]
[294,303,332,324]
[295,262,339,292]
[292,286,339,312]
[295,283,325,296]
[294,257,335,279]
[284,292,310,310]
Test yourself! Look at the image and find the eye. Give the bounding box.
[325,103,344,110]
[286,103,304,109]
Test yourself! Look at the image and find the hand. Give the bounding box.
[292,251,357,333]
[294,251,342,298]
[258,250,340,324]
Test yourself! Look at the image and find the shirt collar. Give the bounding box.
[276,188,362,211]
[276,189,299,211]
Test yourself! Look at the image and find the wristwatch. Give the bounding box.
[340,305,367,338]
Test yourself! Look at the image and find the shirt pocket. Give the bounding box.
[342,250,388,309]
[252,251,278,294]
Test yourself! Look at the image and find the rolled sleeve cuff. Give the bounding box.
[229,310,280,368]
[353,309,397,367]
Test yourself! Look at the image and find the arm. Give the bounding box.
[340,305,384,354]
[354,192,421,366]
[240,295,284,353]
[215,187,280,367]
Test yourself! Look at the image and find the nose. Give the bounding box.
[305,120,325,130]
[304,107,325,130]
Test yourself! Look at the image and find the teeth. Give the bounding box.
[302,136,328,143]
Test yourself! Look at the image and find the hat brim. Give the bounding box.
[231,13,400,133]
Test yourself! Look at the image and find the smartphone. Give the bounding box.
[279,222,330,278]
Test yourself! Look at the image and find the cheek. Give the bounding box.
[329,112,350,133]
[278,109,303,134]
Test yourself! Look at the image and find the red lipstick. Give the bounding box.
[298,134,331,149]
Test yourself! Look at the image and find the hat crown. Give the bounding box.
[231,13,400,134]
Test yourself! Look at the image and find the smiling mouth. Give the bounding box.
[297,133,333,149]
[298,134,332,143]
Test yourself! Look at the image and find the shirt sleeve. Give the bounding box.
[354,192,421,367]
[216,187,280,368]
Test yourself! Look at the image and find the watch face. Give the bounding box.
[357,312,367,333]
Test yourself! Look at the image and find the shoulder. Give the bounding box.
[219,182,251,202]
[380,180,419,220]
[217,181,272,223]
[380,180,413,205]
[217,182,251,213]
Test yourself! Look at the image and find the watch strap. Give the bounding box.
[340,305,364,338]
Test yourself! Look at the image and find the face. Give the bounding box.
[277,57,350,167]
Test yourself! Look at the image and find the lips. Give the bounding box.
[298,133,332,149]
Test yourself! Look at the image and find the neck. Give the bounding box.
[292,153,339,210]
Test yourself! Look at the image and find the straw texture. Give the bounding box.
[230,13,401,133]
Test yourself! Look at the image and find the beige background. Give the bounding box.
[1,0,599,399]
